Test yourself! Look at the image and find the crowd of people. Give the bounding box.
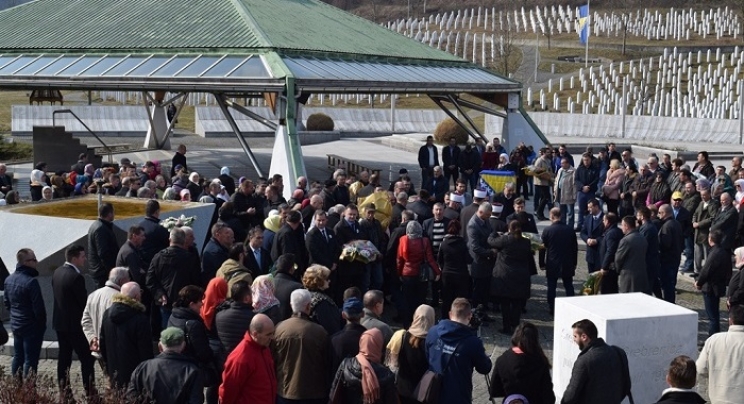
[1,136,743,404]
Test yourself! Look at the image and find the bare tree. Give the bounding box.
[489,18,522,77]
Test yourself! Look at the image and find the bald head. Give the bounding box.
[120,282,142,301]
[249,314,275,347]
[659,204,673,219]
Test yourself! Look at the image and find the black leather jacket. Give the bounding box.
[331,357,398,404]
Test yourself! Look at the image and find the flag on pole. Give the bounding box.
[578,4,589,44]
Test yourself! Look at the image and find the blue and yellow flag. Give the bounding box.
[578,4,589,44]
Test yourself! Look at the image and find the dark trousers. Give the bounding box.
[535,185,550,218]
[471,275,491,308]
[605,199,619,215]
[444,167,458,187]
[659,261,680,304]
[703,293,721,336]
[517,176,529,198]
[500,298,525,330]
[11,325,45,378]
[682,235,695,271]
[547,275,575,311]
[576,191,592,230]
[600,270,619,294]
[421,166,434,189]
[401,277,427,326]
[57,328,95,391]
[441,273,471,318]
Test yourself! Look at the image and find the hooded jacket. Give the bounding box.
[3,264,46,336]
[425,319,492,403]
[99,294,153,387]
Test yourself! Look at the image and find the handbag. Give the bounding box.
[412,342,460,404]
[417,238,435,283]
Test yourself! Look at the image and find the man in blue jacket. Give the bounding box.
[4,248,46,378]
[426,298,492,403]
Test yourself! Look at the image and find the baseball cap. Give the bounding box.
[342,297,363,316]
[672,191,683,201]
[159,327,185,347]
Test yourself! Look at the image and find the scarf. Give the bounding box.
[356,328,383,404]
[220,166,230,176]
[408,304,435,338]
[252,275,280,312]
[200,277,227,330]
[406,220,423,239]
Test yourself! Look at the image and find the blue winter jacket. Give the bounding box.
[3,264,46,336]
[425,319,492,403]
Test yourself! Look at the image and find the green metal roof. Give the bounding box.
[0,0,463,63]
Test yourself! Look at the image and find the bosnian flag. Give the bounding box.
[578,5,589,44]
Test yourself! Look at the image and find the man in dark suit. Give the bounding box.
[418,135,440,189]
[616,216,649,294]
[710,192,738,253]
[658,204,684,303]
[504,197,538,234]
[408,190,434,224]
[671,191,694,274]
[637,206,662,298]
[598,213,623,294]
[580,199,604,273]
[306,210,340,271]
[201,222,234,284]
[540,208,578,314]
[243,227,273,278]
[301,195,323,230]
[442,137,461,186]
[467,203,495,310]
[492,182,517,221]
[389,192,408,230]
[88,202,119,288]
[424,166,449,204]
[53,245,96,399]
[460,189,488,243]
[334,204,368,300]
[271,211,308,274]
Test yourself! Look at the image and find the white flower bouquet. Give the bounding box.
[161,215,196,231]
[340,240,381,264]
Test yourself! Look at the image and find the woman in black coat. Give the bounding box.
[437,220,472,319]
[386,304,435,404]
[490,322,555,404]
[488,220,533,334]
[303,265,343,336]
[168,285,218,403]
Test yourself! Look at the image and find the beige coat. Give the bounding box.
[554,167,577,204]
[215,259,253,299]
[532,156,554,186]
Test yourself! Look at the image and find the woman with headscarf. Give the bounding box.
[29,169,45,201]
[40,186,53,202]
[646,170,672,208]
[397,221,441,323]
[154,175,167,199]
[303,264,342,335]
[386,304,435,404]
[219,167,236,196]
[735,179,744,209]
[498,153,516,172]
[252,274,281,324]
[331,328,397,404]
[73,182,87,196]
[179,189,191,202]
[489,322,555,404]
[437,220,472,319]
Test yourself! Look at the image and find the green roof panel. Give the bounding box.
[0,0,463,63]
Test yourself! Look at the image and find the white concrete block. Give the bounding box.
[553,293,698,404]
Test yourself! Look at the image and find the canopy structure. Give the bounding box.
[0,0,545,196]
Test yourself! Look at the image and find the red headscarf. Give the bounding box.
[201,277,228,330]
[356,328,383,403]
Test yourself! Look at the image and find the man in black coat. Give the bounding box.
[99,282,153,388]
[170,144,188,177]
[423,166,449,203]
[562,319,632,404]
[658,204,684,303]
[694,230,731,336]
[272,254,303,321]
[215,281,255,354]
[146,228,201,329]
[53,245,96,399]
[442,137,461,186]
[330,297,367,372]
[459,143,482,192]
[504,197,538,234]
[88,202,119,288]
[467,203,495,310]
[243,227,273,278]
[710,192,738,252]
[598,213,623,294]
[460,189,488,243]
[334,204,368,298]
[418,135,440,189]
[201,222,234,285]
[117,225,147,291]
[306,210,340,270]
[492,182,517,221]
[637,206,662,298]
[574,153,600,231]
[540,208,578,314]
[408,190,434,224]
[137,200,171,265]
[580,199,604,273]
[653,355,706,404]
[671,192,694,273]
[271,211,308,273]
[390,192,408,230]
[231,179,263,230]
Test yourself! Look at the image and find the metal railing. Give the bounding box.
[52,109,114,164]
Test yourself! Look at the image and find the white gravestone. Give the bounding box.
[553,293,698,404]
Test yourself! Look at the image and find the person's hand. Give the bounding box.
[582,186,589,193]
[632,191,637,197]
[620,193,624,199]
[434,275,441,282]
[159,295,168,306]
[246,207,256,215]
[693,222,699,229]
[90,337,99,352]
[694,282,702,290]
[540,265,546,271]
[727,299,731,310]
[599,269,607,275]
[331,263,337,271]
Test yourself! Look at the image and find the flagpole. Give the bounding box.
[585,0,590,67]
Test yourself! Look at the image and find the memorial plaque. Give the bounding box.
[553,293,698,404]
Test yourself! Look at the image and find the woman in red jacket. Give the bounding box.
[397,221,440,322]
[219,314,277,404]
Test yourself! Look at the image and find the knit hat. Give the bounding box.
[159,327,185,347]
[342,297,363,316]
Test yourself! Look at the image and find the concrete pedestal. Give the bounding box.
[553,293,698,404]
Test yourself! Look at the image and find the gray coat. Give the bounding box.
[616,230,649,293]
[467,215,494,279]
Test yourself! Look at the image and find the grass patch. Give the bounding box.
[0,137,33,161]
